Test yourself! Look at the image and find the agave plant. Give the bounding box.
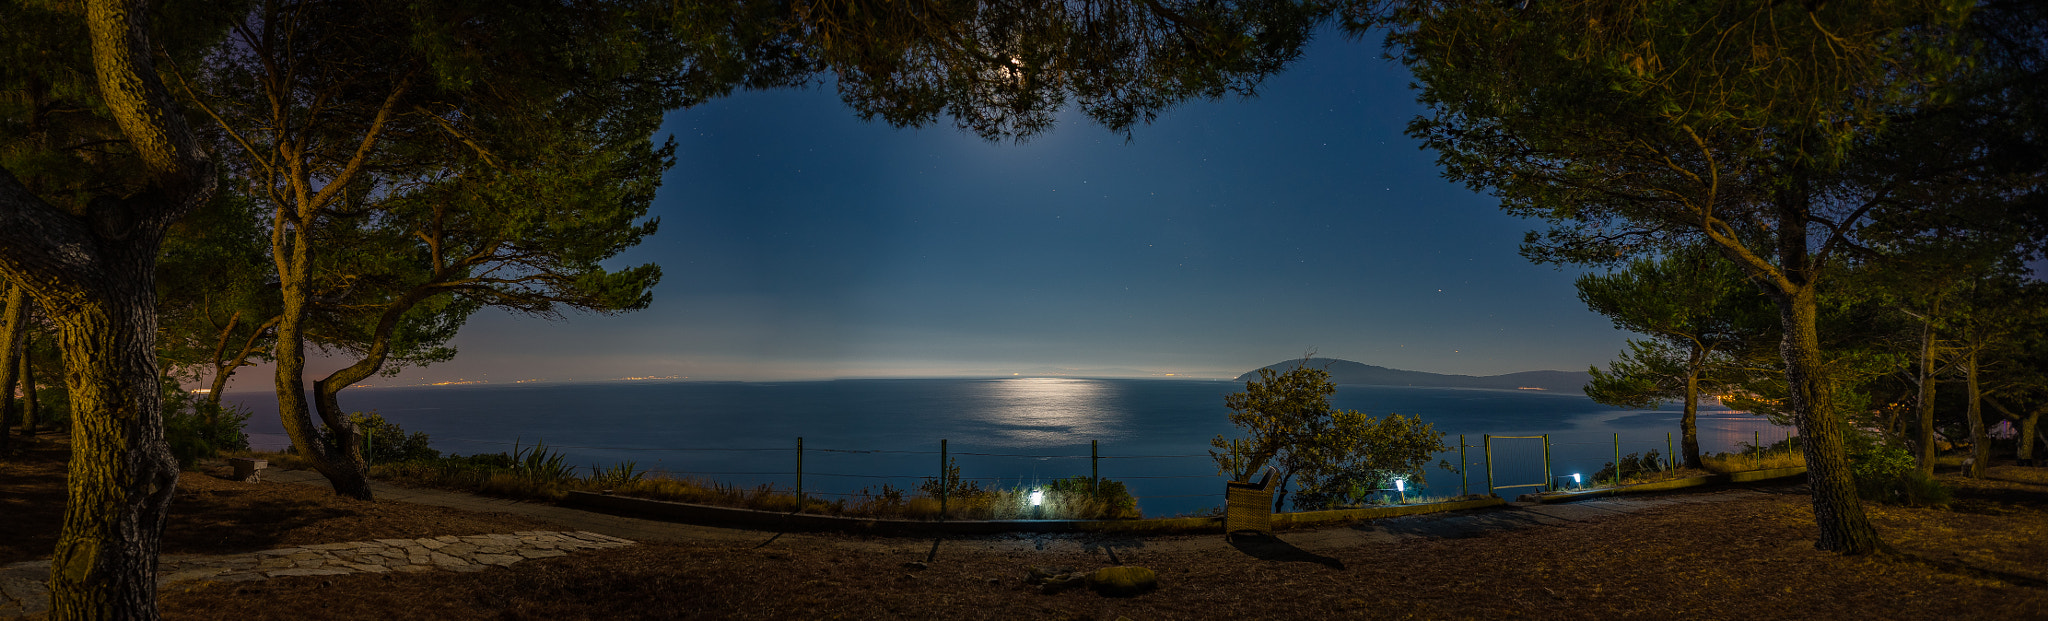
[587,460,645,488]
[510,438,579,483]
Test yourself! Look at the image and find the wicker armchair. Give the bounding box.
[1224,469,1277,538]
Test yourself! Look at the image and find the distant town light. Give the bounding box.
[1029,489,1043,506]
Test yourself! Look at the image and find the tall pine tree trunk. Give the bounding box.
[1781,287,1882,553]
[272,231,371,500]
[47,279,182,619]
[1771,179,1881,554]
[1964,347,1986,477]
[1681,353,1703,469]
[0,0,215,615]
[1914,312,1939,478]
[20,341,37,437]
[0,285,24,453]
[2023,411,2042,461]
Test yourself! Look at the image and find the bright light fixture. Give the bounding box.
[1029,489,1043,506]
[1572,473,1582,484]
[1393,479,1405,492]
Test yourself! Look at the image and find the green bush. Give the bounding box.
[1593,450,1667,484]
[1291,468,1397,510]
[509,439,579,483]
[1045,475,1140,519]
[160,382,250,468]
[587,460,645,489]
[1848,435,1950,506]
[349,412,441,463]
[917,457,986,499]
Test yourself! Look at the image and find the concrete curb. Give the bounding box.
[562,491,1506,536]
[1517,466,1807,504]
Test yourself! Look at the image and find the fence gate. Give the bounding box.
[1482,434,1551,497]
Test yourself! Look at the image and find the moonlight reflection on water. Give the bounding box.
[975,378,1127,446]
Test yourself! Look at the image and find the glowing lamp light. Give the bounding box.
[1572,473,1582,485]
[1029,489,1044,506]
[1393,479,1405,492]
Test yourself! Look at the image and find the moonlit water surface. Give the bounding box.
[224,378,1793,516]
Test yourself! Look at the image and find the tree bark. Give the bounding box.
[2025,412,2042,461]
[1964,347,1986,477]
[1914,311,1939,478]
[0,285,25,452]
[1771,178,1882,555]
[1681,353,1703,469]
[1781,286,1883,553]
[0,0,215,616]
[47,277,182,620]
[204,314,276,411]
[20,339,38,437]
[272,228,372,500]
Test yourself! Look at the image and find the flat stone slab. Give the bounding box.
[0,531,632,616]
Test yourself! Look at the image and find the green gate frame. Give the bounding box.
[1482,434,1552,496]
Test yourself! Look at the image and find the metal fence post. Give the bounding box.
[1542,434,1552,491]
[1613,433,1621,484]
[1483,434,1494,496]
[1755,430,1762,466]
[1667,432,1675,471]
[1088,440,1100,498]
[1459,434,1468,497]
[795,437,805,511]
[939,439,949,520]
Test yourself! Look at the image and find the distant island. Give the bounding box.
[1236,358,1590,392]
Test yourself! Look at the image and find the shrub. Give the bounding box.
[350,412,441,463]
[587,461,645,489]
[1848,438,1950,506]
[1045,475,1140,519]
[159,382,250,468]
[1593,450,1667,485]
[918,457,986,499]
[509,439,579,483]
[1212,360,1447,511]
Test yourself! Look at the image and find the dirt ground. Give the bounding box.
[7,436,2048,620]
[0,438,559,566]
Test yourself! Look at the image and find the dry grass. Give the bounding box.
[1701,450,1807,474]
[608,477,1140,520]
[338,449,1145,521]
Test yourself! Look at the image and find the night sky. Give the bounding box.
[251,32,1641,388]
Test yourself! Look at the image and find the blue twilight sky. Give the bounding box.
[257,31,1646,388]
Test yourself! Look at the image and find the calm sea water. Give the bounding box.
[222,378,1792,516]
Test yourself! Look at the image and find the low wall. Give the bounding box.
[1518,466,1807,504]
[562,491,1505,536]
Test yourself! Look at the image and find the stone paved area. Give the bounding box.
[0,531,632,617]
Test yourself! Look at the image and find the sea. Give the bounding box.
[221,377,1794,517]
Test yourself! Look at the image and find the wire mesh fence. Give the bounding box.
[245,419,1800,516]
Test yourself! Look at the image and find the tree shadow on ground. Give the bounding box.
[1359,509,1554,540]
[0,440,71,564]
[1,438,368,563]
[161,490,364,556]
[1226,533,1344,569]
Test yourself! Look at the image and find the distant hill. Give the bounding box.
[1234,358,1590,393]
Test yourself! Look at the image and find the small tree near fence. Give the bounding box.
[1212,359,1449,511]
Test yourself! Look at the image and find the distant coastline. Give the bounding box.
[1236,357,1591,393]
